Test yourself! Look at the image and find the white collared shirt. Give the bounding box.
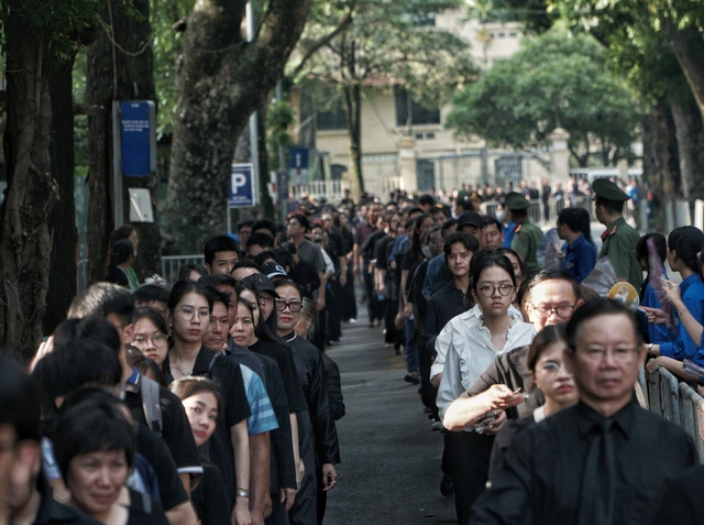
[436,316,536,419]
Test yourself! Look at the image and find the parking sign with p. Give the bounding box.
[228,164,256,208]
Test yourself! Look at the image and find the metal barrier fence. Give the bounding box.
[161,254,206,288]
[645,363,704,461]
[289,180,343,202]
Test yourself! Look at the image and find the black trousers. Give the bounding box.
[289,418,318,525]
[265,496,287,525]
[445,431,494,525]
[327,281,342,341]
[417,334,437,414]
[342,269,357,321]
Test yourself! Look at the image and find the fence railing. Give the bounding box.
[161,254,205,288]
[645,363,703,461]
[289,180,343,202]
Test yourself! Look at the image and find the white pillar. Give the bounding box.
[398,136,418,194]
[549,127,571,187]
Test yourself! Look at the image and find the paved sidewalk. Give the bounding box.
[323,317,456,524]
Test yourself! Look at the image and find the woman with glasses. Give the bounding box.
[131,307,170,366]
[161,280,253,525]
[436,251,536,525]
[488,323,578,478]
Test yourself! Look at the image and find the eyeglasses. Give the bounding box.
[529,303,576,319]
[133,333,167,346]
[478,284,514,298]
[174,306,211,321]
[578,347,638,363]
[275,299,302,312]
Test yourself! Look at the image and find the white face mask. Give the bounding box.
[422,246,433,259]
[496,211,506,223]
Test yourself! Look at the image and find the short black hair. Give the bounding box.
[32,338,122,406]
[68,283,135,327]
[406,207,423,217]
[444,231,479,257]
[454,198,474,212]
[557,208,584,233]
[53,316,122,355]
[204,236,240,266]
[237,219,255,231]
[132,307,169,336]
[168,280,213,312]
[247,232,275,250]
[595,196,624,214]
[565,298,642,351]
[471,250,516,290]
[254,250,277,267]
[288,214,310,232]
[0,353,41,442]
[441,218,457,233]
[178,263,208,282]
[635,233,667,265]
[203,285,233,309]
[231,260,261,275]
[110,239,134,266]
[52,391,135,483]
[252,219,277,238]
[525,270,580,305]
[200,273,237,291]
[133,284,170,307]
[419,194,435,207]
[481,215,502,232]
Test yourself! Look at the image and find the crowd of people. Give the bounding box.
[1,176,703,525]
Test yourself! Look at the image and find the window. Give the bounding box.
[498,32,506,38]
[317,105,347,130]
[426,132,435,140]
[509,32,517,38]
[394,86,441,127]
[415,133,424,140]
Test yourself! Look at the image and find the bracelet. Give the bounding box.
[648,343,653,353]
[236,489,250,498]
[678,308,687,317]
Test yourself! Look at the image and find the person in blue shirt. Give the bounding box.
[635,233,675,345]
[556,208,596,283]
[496,203,516,248]
[649,227,704,366]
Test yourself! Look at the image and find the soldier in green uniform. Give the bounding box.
[506,192,543,274]
[593,178,642,290]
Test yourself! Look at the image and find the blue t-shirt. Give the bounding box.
[422,254,446,297]
[638,273,677,345]
[501,221,516,248]
[560,234,597,283]
[240,364,279,436]
[659,274,705,363]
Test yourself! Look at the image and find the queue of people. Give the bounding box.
[1,176,703,525]
[2,215,350,525]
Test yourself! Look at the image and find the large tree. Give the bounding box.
[445,30,641,166]
[0,0,98,359]
[163,0,311,253]
[291,0,477,201]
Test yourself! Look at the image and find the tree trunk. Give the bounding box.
[344,83,363,201]
[670,99,704,203]
[257,105,275,218]
[642,99,680,232]
[0,4,59,360]
[45,58,78,335]
[165,0,311,253]
[667,23,704,116]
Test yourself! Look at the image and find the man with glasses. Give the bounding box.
[471,299,698,524]
[443,270,583,429]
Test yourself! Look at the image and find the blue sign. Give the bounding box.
[121,101,156,177]
[229,164,255,208]
[289,147,309,170]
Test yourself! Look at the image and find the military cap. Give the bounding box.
[592,178,629,202]
[504,192,530,210]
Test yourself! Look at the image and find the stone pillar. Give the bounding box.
[549,127,571,186]
[398,135,418,194]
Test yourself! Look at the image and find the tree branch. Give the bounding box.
[292,0,358,78]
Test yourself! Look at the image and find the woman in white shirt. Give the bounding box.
[436,250,536,525]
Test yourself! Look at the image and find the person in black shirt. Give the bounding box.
[161,281,251,525]
[471,299,699,525]
[275,280,340,525]
[66,283,203,515]
[51,393,169,525]
[171,377,231,525]
[2,354,102,525]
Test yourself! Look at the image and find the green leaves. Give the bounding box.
[445,30,642,164]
